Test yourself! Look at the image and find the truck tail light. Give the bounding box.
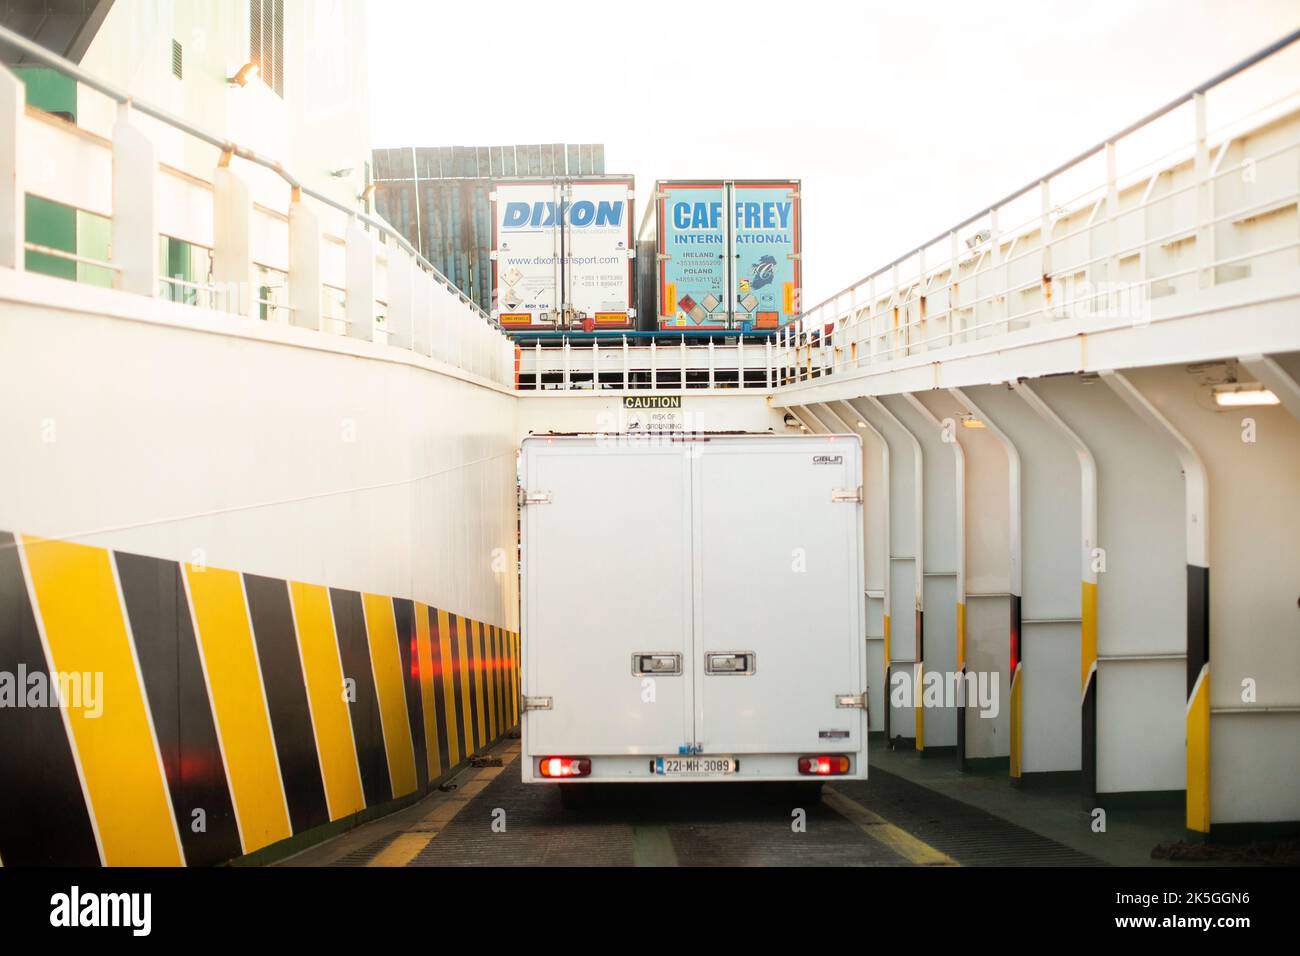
[798,755,850,776]
[539,756,591,778]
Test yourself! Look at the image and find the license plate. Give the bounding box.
[654,756,736,776]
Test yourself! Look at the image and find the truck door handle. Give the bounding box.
[632,653,682,676]
[705,652,755,675]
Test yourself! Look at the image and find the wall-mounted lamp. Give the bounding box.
[227,62,259,86]
[329,167,354,178]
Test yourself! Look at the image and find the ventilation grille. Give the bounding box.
[171,39,182,79]
[249,0,284,97]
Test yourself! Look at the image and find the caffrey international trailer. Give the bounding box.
[518,433,867,798]
[649,180,802,331]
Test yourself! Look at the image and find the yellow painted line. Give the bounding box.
[956,603,966,673]
[185,564,291,853]
[289,581,365,822]
[436,609,461,766]
[882,616,890,681]
[1009,666,1023,778]
[422,798,472,826]
[1081,580,1098,696]
[368,749,519,867]
[822,786,958,866]
[1186,665,1211,833]
[22,536,183,866]
[368,831,435,868]
[914,663,925,751]
[414,602,442,779]
[455,778,491,798]
[362,593,418,798]
[512,631,521,725]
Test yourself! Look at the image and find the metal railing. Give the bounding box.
[0,23,513,388]
[515,334,789,391]
[778,27,1300,387]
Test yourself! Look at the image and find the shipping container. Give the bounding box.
[519,433,868,798]
[648,179,802,331]
[491,177,635,331]
[372,144,606,316]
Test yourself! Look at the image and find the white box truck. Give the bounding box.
[518,433,867,800]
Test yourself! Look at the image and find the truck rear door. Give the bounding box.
[522,439,694,755]
[690,437,865,754]
[563,178,635,328]
[493,180,562,329]
[657,182,730,328]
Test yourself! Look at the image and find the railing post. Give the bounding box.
[1194,92,1214,289]
[288,187,322,330]
[0,63,22,271]
[111,103,157,296]
[413,269,433,357]
[948,232,959,344]
[345,218,375,341]
[1105,142,1119,314]
[386,247,413,349]
[213,157,255,317]
[990,208,1004,335]
[1039,180,1052,324]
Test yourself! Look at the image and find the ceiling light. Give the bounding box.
[960,415,985,428]
[1212,384,1279,407]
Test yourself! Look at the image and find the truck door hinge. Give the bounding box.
[836,693,867,709]
[519,489,551,507]
[831,487,863,503]
[522,695,552,712]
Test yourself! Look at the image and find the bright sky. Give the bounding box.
[367,0,1300,307]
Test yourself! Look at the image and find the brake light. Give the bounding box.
[798,755,850,776]
[538,756,591,778]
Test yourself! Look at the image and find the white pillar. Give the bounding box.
[287,189,322,330]
[345,219,374,341]
[413,268,433,357]
[213,162,255,317]
[0,64,23,271]
[111,104,157,296]
[386,247,413,350]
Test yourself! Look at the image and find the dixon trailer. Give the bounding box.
[492,177,636,331]
[518,433,867,801]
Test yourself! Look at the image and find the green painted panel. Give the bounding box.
[14,67,76,121]
[25,195,76,280]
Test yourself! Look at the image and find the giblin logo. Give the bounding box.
[50,886,151,936]
[502,200,624,229]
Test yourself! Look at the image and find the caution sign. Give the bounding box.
[623,395,684,431]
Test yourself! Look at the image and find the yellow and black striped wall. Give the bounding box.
[0,530,520,866]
